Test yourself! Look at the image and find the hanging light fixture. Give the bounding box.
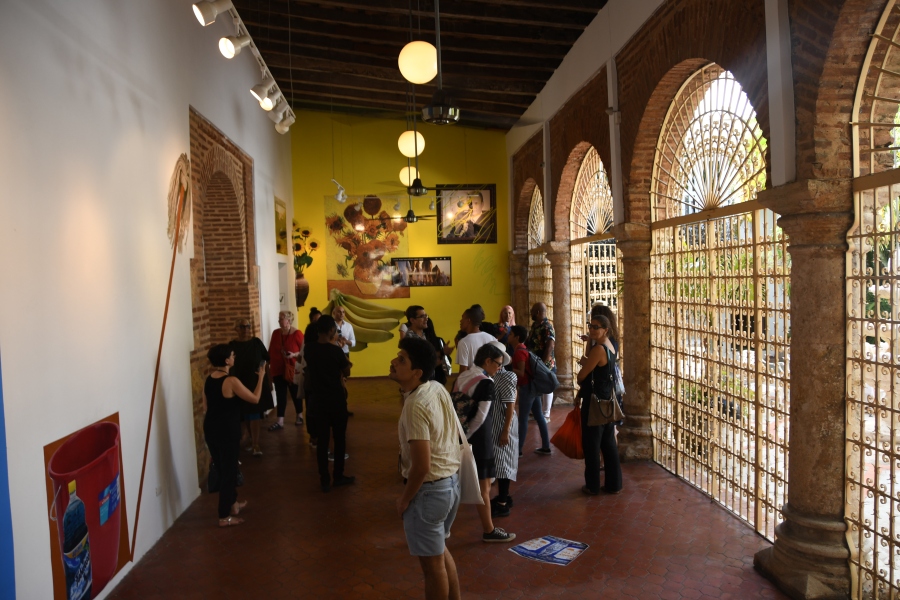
[250,76,276,103]
[274,114,295,135]
[192,0,233,26]
[219,34,250,59]
[422,0,459,125]
[398,41,437,84]
[331,179,347,203]
[399,166,420,187]
[398,130,425,158]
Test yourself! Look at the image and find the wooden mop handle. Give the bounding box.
[130,184,186,560]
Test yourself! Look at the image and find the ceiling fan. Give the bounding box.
[396,196,437,223]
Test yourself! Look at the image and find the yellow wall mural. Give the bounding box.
[291,110,510,377]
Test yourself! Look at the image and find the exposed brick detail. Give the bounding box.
[616,0,769,225]
[188,107,260,483]
[790,0,887,180]
[548,67,610,240]
[511,130,544,251]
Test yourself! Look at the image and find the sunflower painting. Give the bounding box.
[324,194,410,299]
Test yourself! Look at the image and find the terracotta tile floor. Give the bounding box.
[109,377,787,599]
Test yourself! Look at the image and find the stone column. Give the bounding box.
[509,249,529,323]
[611,223,653,460]
[545,241,575,404]
[754,179,852,599]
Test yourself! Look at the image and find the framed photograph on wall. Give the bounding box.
[436,184,497,244]
[274,198,288,255]
[391,257,452,287]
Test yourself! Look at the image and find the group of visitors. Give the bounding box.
[201,298,625,598]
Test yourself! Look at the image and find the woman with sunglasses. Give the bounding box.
[575,315,622,496]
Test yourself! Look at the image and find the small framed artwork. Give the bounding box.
[437,184,497,244]
[391,257,452,287]
[274,198,288,255]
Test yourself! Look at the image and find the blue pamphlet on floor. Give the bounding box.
[508,536,588,566]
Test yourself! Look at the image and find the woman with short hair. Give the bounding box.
[268,311,304,431]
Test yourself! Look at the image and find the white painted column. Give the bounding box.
[607,57,625,224]
[765,0,796,185]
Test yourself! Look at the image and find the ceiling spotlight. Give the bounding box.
[260,90,283,111]
[219,35,251,59]
[331,179,347,203]
[429,199,436,211]
[399,166,419,187]
[423,89,460,125]
[398,130,425,158]
[398,41,437,84]
[457,200,464,208]
[192,0,233,26]
[275,114,295,135]
[266,99,288,123]
[250,76,276,102]
[393,201,402,212]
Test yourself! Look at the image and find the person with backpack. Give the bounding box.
[526,303,557,422]
[509,326,551,456]
[452,343,516,543]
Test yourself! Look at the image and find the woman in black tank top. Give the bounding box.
[203,344,265,527]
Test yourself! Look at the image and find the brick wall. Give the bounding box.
[188,107,260,482]
[615,0,769,225]
[511,130,544,251]
[548,67,610,240]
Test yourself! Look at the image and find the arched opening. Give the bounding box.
[847,3,900,594]
[527,186,552,313]
[648,64,789,541]
[568,147,618,376]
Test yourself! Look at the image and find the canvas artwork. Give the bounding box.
[437,184,498,244]
[274,199,288,255]
[391,257,452,287]
[324,195,410,299]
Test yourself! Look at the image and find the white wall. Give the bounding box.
[0,0,292,597]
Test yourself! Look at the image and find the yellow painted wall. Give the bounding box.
[291,110,510,377]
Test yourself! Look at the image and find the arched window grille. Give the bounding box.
[527,186,553,314]
[569,147,619,376]
[649,64,789,542]
[847,2,900,596]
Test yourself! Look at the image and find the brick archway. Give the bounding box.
[188,108,260,483]
[513,178,538,252]
[552,141,592,241]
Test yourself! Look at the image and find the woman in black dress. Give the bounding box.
[230,319,274,456]
[574,315,623,496]
[203,343,265,527]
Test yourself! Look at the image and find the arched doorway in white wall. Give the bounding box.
[648,64,789,541]
[568,146,618,377]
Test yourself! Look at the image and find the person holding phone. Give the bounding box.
[202,343,265,527]
[331,305,356,416]
[230,319,274,456]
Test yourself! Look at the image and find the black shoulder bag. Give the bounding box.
[587,347,625,427]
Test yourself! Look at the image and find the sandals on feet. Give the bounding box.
[267,422,284,432]
[231,500,248,516]
[218,516,244,527]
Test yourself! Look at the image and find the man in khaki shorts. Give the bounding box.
[392,336,461,600]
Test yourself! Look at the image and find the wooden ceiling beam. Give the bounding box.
[266,68,534,108]
[269,0,596,29]
[232,1,586,44]
[239,17,569,59]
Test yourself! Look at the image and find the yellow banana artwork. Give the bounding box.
[323,289,404,351]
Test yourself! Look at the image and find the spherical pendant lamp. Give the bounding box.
[398,131,425,158]
[399,166,420,187]
[398,41,437,84]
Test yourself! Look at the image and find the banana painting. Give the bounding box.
[324,289,404,352]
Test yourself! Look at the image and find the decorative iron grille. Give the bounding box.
[649,64,788,541]
[847,4,900,596]
[527,186,553,313]
[569,147,617,374]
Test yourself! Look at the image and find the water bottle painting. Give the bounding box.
[44,414,131,599]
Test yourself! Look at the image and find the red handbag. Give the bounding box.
[550,406,584,460]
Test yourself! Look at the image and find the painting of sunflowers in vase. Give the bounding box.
[325,194,410,299]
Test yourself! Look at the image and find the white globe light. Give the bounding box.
[399,166,420,187]
[398,41,437,84]
[398,130,425,158]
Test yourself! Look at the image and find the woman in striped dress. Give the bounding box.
[486,340,520,518]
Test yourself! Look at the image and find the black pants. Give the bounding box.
[204,421,240,518]
[274,375,300,418]
[314,402,348,483]
[581,401,622,494]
